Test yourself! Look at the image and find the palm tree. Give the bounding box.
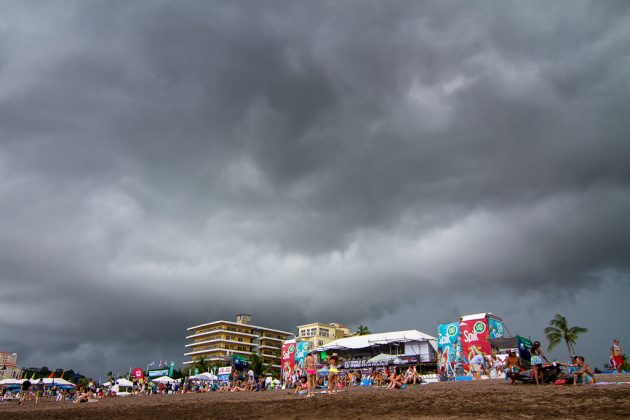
[356,325,371,336]
[194,356,208,373]
[544,313,588,355]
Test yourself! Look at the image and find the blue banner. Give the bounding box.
[295,341,310,372]
[488,318,505,339]
[438,322,461,364]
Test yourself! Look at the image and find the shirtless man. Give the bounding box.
[305,351,317,397]
[505,351,521,385]
[611,339,623,374]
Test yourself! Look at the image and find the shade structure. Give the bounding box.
[0,378,21,385]
[190,372,215,381]
[152,376,176,383]
[116,378,134,387]
[367,353,401,364]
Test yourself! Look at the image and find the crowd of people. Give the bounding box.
[2,339,623,405]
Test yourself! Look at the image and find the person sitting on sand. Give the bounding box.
[505,351,521,385]
[573,356,596,385]
[387,367,404,389]
[217,382,230,393]
[404,365,420,385]
[374,369,385,387]
[294,377,309,395]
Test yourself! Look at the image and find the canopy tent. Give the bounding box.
[315,330,436,351]
[367,353,402,364]
[152,376,176,383]
[190,372,216,381]
[115,378,134,387]
[43,378,75,386]
[0,378,75,387]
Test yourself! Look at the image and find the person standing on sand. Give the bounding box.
[305,351,317,397]
[505,351,521,385]
[328,354,339,394]
[35,379,44,404]
[611,339,623,373]
[529,341,549,385]
[19,378,31,405]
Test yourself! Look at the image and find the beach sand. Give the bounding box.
[2,374,628,419]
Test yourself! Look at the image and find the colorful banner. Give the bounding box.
[488,318,505,339]
[517,336,532,362]
[281,340,296,383]
[217,366,232,383]
[168,361,174,378]
[438,322,462,369]
[132,368,144,379]
[294,341,310,373]
[459,317,491,374]
[148,369,169,378]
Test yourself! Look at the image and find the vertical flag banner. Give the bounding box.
[169,361,175,377]
[294,341,310,373]
[438,322,461,369]
[281,339,296,383]
[459,317,491,374]
[488,318,505,339]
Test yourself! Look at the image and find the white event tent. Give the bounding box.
[314,329,438,363]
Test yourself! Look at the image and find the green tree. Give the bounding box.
[250,352,265,377]
[356,325,371,336]
[544,313,588,355]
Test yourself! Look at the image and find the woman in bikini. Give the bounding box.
[328,354,339,394]
[305,351,317,397]
[530,341,549,385]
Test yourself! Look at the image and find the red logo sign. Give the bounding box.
[132,368,144,378]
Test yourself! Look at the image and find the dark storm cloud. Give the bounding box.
[0,0,628,374]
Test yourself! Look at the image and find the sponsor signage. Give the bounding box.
[217,366,232,383]
[281,340,296,382]
[294,341,310,372]
[459,317,491,374]
[148,369,169,378]
[438,322,462,368]
[132,368,144,379]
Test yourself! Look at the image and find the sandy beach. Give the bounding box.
[1,374,628,419]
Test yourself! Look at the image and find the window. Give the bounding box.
[320,329,330,338]
[318,340,324,346]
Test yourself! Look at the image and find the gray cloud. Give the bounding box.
[0,0,628,375]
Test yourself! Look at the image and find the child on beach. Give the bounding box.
[572,356,596,385]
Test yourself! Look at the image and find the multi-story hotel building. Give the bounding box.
[185,314,292,373]
[296,322,353,349]
[0,352,19,380]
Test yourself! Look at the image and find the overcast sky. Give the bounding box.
[1,0,629,377]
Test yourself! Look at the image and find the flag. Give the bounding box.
[148,361,155,367]
[48,372,54,378]
[31,372,36,380]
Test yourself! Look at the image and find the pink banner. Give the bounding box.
[459,317,491,373]
[281,340,296,382]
